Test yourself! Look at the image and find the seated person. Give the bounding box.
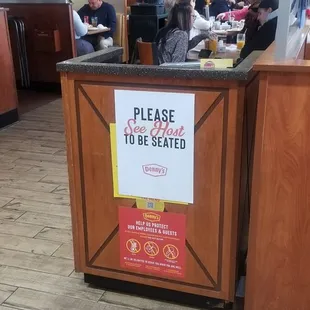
[241,0,261,41]
[78,0,116,50]
[240,0,278,59]
[217,0,260,23]
[155,2,216,64]
[188,0,214,54]
[209,0,232,17]
[217,6,249,21]
[164,0,213,50]
[190,0,212,34]
[73,10,95,56]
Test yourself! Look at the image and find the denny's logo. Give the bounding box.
[143,212,161,222]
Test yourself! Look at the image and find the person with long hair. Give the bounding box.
[164,0,212,34]
[155,2,216,63]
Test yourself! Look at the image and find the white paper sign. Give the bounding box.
[115,90,195,203]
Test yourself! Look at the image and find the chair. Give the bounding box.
[136,38,158,65]
[114,13,128,63]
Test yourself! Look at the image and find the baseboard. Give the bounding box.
[0,108,19,129]
[84,273,233,309]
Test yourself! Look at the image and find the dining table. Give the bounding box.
[187,43,241,62]
[87,27,110,35]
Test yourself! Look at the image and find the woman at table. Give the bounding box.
[240,0,278,59]
[73,10,95,56]
[164,0,214,54]
[155,2,215,64]
[165,0,212,31]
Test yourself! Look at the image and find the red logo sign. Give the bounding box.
[119,207,186,278]
[142,164,167,177]
[204,61,215,69]
[143,212,161,222]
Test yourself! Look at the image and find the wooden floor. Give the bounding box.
[0,99,203,310]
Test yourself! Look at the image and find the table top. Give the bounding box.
[213,44,240,60]
[87,27,109,35]
[213,28,242,36]
[188,44,240,61]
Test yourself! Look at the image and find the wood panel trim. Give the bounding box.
[0,108,18,128]
[68,4,76,58]
[244,72,269,310]
[67,72,241,89]
[83,264,224,299]
[73,80,233,295]
[304,33,310,60]
[61,72,83,270]
[0,9,18,115]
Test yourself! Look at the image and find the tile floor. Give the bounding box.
[0,99,242,310]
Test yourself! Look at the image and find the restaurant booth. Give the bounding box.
[57,2,310,310]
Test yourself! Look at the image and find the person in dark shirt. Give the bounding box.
[209,0,232,17]
[240,0,278,59]
[78,0,116,50]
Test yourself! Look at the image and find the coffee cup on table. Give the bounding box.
[214,21,221,30]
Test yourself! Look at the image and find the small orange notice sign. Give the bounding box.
[119,207,186,278]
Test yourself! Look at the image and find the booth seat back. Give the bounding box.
[114,13,128,63]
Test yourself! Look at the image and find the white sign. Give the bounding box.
[115,90,195,203]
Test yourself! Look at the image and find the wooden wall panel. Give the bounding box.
[237,75,259,254]
[246,71,310,310]
[0,8,18,116]
[5,3,75,84]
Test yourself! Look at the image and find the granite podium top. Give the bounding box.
[57,47,262,81]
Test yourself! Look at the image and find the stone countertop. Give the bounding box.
[57,47,262,81]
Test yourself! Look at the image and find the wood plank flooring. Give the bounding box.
[0,100,201,310]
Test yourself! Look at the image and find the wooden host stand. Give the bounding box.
[58,51,260,307]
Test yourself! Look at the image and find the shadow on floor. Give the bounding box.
[17,90,61,115]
